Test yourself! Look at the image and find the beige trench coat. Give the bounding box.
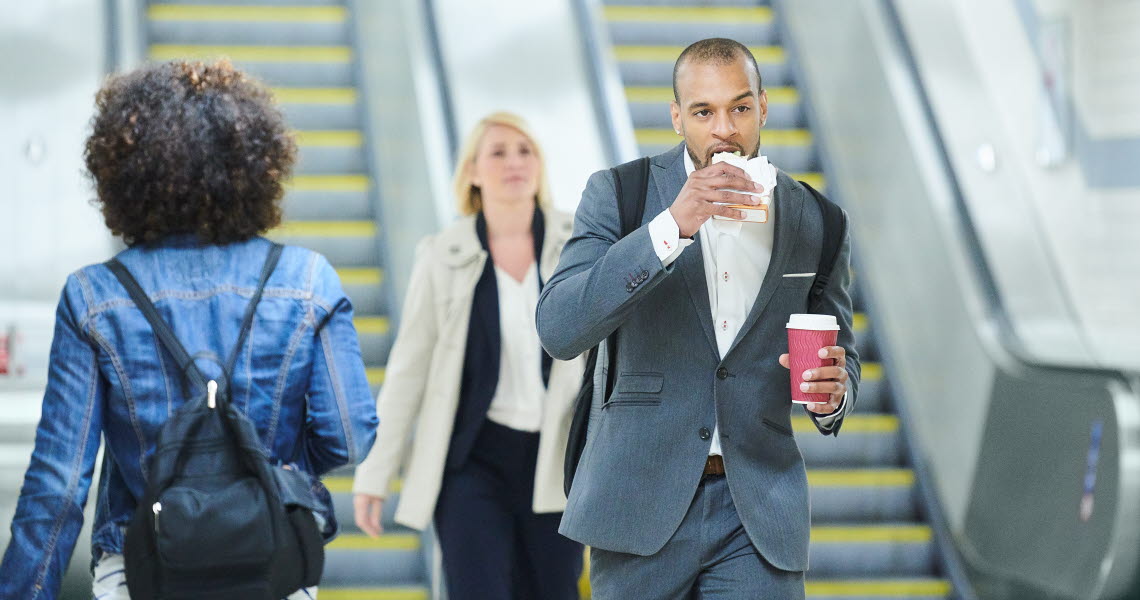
[352,210,585,530]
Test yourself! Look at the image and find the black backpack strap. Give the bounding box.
[603,156,650,397]
[800,181,848,313]
[105,260,208,392]
[105,242,284,401]
[224,243,283,376]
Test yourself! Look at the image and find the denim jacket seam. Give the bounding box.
[33,349,101,594]
[319,327,357,464]
[266,321,310,446]
[81,288,311,329]
[153,333,175,416]
[88,326,149,478]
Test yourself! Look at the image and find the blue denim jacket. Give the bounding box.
[0,236,378,599]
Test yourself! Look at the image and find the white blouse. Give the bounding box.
[485,262,546,432]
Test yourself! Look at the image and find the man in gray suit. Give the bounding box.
[536,38,860,598]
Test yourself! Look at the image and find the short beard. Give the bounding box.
[685,138,762,170]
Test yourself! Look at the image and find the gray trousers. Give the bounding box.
[590,475,806,599]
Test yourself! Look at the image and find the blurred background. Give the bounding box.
[2,0,1138,598]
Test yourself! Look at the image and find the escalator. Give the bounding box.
[145,2,427,598]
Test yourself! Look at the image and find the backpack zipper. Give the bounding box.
[153,502,162,535]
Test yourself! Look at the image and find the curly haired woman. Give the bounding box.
[0,60,377,599]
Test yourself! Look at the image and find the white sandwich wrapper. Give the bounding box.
[710,152,777,223]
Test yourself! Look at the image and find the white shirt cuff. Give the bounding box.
[812,391,848,429]
[647,208,694,266]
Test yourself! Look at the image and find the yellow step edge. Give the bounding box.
[805,579,952,596]
[294,130,363,148]
[366,367,386,387]
[322,475,401,494]
[289,174,370,193]
[811,525,932,543]
[355,316,390,335]
[792,413,898,433]
[148,5,346,22]
[317,589,428,600]
[625,85,798,104]
[604,6,773,23]
[270,220,376,237]
[615,45,784,64]
[789,172,826,191]
[853,312,868,331]
[864,362,884,381]
[336,267,383,286]
[272,87,358,105]
[149,45,351,63]
[807,469,914,487]
[326,533,420,551]
[636,128,811,147]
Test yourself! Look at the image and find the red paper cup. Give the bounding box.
[786,314,840,405]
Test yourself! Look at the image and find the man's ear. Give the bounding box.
[670,101,682,135]
[758,89,769,128]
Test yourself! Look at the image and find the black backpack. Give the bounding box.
[563,161,849,495]
[106,244,325,600]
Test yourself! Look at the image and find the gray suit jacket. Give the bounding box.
[536,144,860,571]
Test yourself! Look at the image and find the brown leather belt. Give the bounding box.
[703,455,725,476]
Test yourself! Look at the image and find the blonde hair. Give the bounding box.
[453,112,552,216]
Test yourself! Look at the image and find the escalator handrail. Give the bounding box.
[571,0,620,167]
[880,0,1139,389]
[422,0,459,164]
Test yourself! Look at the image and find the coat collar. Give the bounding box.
[437,207,571,276]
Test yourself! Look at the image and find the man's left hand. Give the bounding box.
[778,346,847,415]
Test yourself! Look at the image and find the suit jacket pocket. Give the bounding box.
[614,372,664,394]
[605,372,664,407]
[763,417,794,437]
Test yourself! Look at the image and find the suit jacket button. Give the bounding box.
[640,269,649,278]
[716,367,728,380]
[699,427,711,440]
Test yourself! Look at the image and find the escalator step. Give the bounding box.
[605,6,776,47]
[317,588,428,600]
[148,45,354,87]
[616,44,792,87]
[323,533,426,587]
[268,220,378,266]
[796,414,904,467]
[284,174,372,221]
[805,578,951,599]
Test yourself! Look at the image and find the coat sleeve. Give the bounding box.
[536,169,679,361]
[353,239,438,499]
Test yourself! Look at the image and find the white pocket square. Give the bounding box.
[782,272,816,278]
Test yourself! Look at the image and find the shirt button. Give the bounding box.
[721,320,728,331]
[723,271,730,282]
[699,427,711,441]
[716,367,728,380]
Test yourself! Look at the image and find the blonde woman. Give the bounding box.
[352,113,585,599]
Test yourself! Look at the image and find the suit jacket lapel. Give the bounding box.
[652,144,719,359]
[725,170,804,359]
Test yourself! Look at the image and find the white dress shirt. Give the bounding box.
[646,148,846,455]
[485,263,545,432]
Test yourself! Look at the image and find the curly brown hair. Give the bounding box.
[85,59,296,245]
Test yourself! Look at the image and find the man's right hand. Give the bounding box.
[353,493,384,538]
[669,162,763,238]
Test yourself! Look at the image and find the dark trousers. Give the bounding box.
[435,420,583,600]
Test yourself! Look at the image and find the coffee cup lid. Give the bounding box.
[786,313,839,331]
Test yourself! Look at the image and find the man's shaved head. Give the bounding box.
[672,38,762,103]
